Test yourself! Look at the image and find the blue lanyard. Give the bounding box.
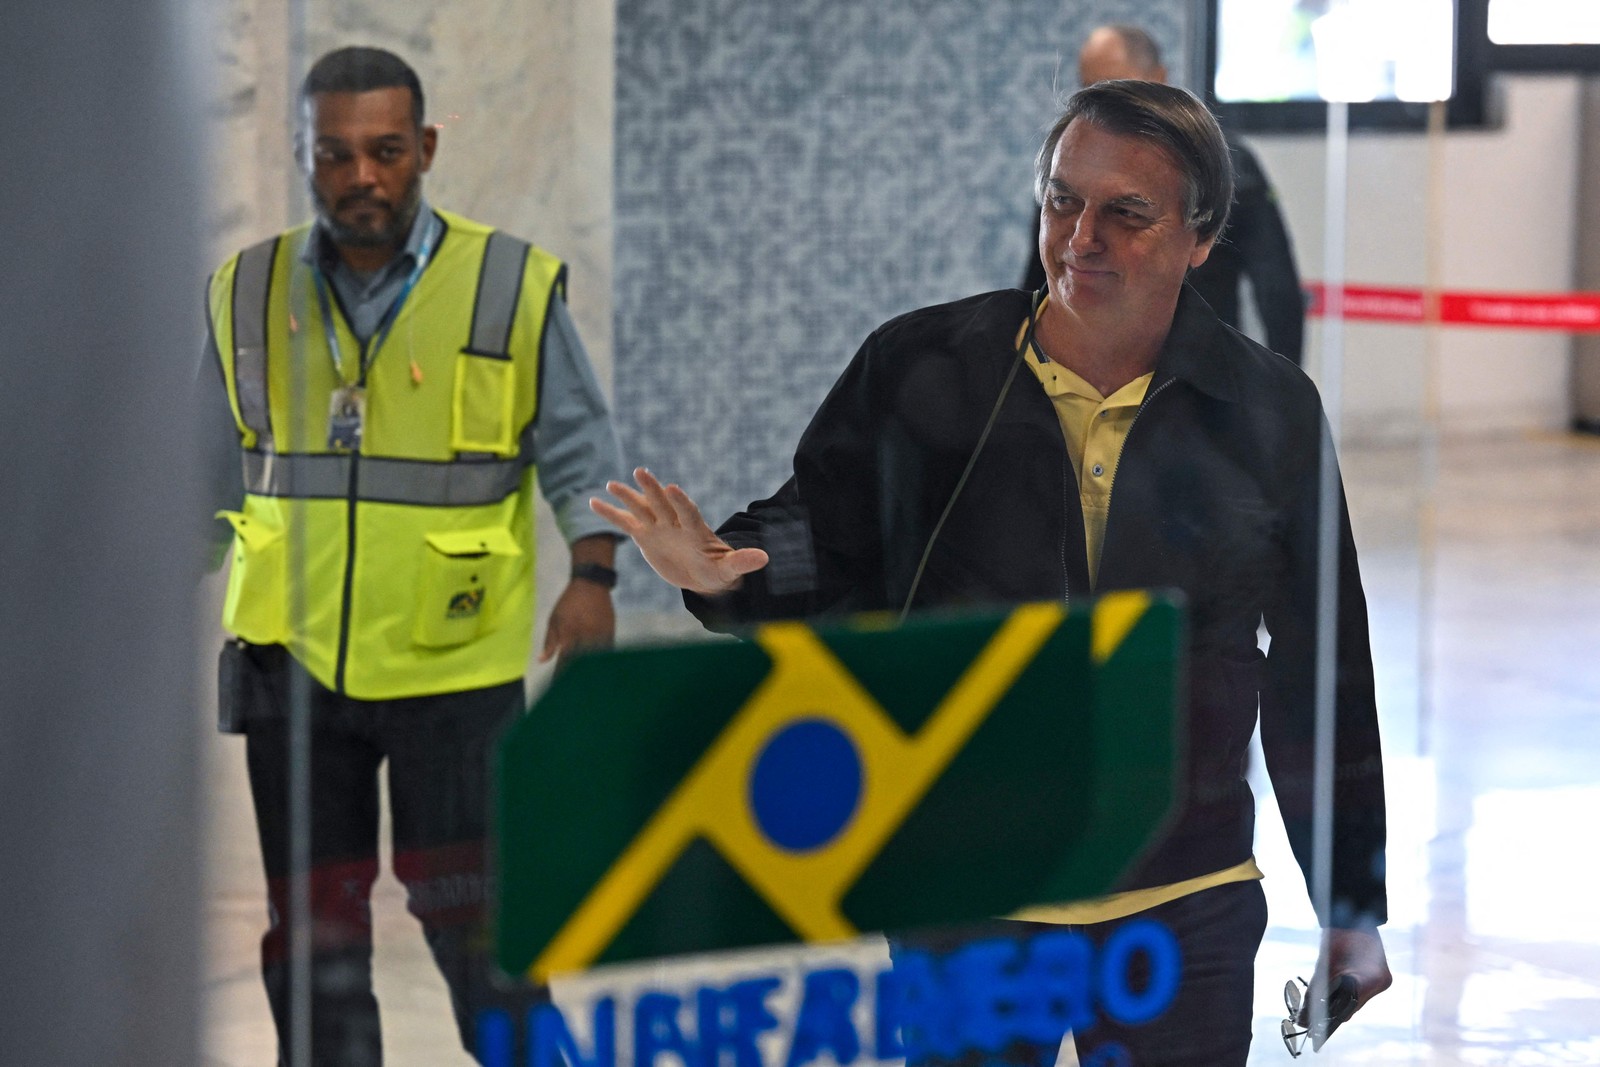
[310,213,438,385]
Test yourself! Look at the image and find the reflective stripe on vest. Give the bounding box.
[241,450,524,506]
[231,237,279,447]
[227,225,533,448]
[468,230,531,358]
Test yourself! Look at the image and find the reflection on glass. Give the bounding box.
[1216,0,1454,103]
[1456,966,1600,1057]
[593,75,1391,1067]
[1488,0,1600,45]
[1466,786,1600,944]
[205,43,626,1067]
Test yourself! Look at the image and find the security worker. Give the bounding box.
[202,46,626,1066]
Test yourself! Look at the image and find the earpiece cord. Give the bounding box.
[898,287,1047,623]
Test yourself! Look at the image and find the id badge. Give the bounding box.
[328,384,366,450]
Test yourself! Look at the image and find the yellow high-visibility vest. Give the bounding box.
[206,209,563,699]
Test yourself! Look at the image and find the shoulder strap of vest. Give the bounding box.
[231,235,280,448]
[465,230,532,359]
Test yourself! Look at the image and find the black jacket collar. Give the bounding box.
[1001,284,1242,405]
[1152,284,1242,404]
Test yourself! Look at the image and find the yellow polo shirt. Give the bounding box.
[1006,303,1262,925]
[1020,349,1150,589]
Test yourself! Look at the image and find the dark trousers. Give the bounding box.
[240,645,539,1066]
[893,880,1268,1067]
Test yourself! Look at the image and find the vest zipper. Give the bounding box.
[331,337,372,696]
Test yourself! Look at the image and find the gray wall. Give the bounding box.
[0,3,207,1064]
[612,0,1191,612]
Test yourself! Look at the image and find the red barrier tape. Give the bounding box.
[1306,283,1600,331]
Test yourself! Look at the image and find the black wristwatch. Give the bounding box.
[570,561,618,589]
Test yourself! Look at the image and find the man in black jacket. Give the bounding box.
[594,80,1388,1066]
[1023,24,1307,366]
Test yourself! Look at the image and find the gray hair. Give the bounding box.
[1034,80,1233,241]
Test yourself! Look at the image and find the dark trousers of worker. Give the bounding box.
[894,880,1268,1067]
[241,645,538,1067]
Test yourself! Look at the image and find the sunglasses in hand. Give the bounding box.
[1281,973,1359,1057]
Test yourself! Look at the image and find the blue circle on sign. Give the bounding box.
[749,719,862,852]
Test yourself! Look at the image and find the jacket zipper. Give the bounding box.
[1060,454,1072,608]
[1125,375,1176,442]
[1065,375,1177,607]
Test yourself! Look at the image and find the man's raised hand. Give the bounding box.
[589,468,768,597]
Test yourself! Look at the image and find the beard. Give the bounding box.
[312,172,423,250]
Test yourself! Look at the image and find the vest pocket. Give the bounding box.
[413,527,523,648]
[217,510,287,643]
[451,353,518,456]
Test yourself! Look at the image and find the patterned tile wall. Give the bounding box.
[613,0,1190,612]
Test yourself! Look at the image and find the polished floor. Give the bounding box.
[201,431,1600,1066]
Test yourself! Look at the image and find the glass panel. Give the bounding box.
[199,5,1600,1066]
[203,7,608,1063]
[1,4,208,1063]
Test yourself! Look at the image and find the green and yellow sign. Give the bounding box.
[496,592,1184,982]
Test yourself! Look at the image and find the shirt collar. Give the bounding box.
[301,196,436,275]
[1015,286,1239,404]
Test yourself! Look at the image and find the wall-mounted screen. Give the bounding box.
[1205,0,1492,131]
[1485,0,1600,70]
[1488,1,1600,45]
[1216,0,1455,104]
